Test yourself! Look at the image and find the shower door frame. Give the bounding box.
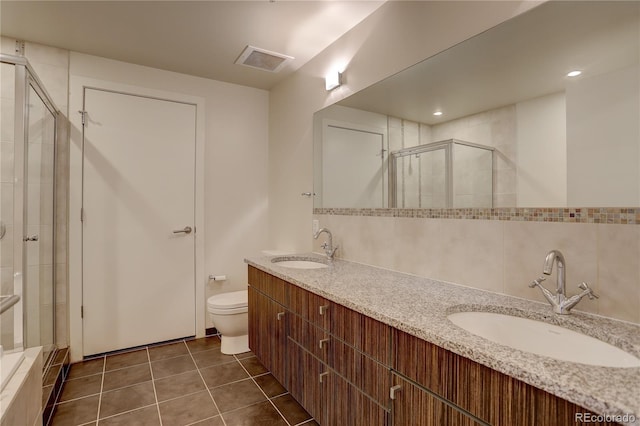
[388,138,495,208]
[1,54,59,358]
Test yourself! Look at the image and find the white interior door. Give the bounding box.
[322,124,385,208]
[82,88,196,356]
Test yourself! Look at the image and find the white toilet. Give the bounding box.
[207,289,249,355]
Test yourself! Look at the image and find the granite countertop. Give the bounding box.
[246,254,640,424]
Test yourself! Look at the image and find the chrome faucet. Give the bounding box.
[313,228,338,260]
[529,249,598,315]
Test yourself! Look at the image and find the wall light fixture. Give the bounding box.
[325,71,342,91]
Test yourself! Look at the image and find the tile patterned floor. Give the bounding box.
[51,336,318,426]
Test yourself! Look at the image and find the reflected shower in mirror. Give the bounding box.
[389,140,494,209]
[313,1,639,209]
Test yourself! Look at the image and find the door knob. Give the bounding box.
[24,235,39,242]
[173,226,192,234]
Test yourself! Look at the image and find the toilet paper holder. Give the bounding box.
[209,275,227,281]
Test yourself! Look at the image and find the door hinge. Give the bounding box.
[81,306,84,318]
[78,110,87,127]
[80,207,84,222]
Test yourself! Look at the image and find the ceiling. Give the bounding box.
[338,1,639,125]
[0,1,385,90]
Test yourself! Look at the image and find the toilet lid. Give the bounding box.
[207,290,248,310]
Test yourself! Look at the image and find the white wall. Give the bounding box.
[567,65,640,206]
[65,53,268,360]
[268,1,542,251]
[516,92,567,207]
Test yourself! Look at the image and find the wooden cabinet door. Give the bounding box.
[324,370,389,426]
[248,287,287,384]
[329,336,391,408]
[287,338,326,423]
[391,374,483,426]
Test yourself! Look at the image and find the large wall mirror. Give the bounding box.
[313,1,639,210]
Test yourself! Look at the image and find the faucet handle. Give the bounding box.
[529,276,546,288]
[578,282,599,299]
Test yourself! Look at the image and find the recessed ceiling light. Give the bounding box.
[567,70,582,77]
[433,111,443,116]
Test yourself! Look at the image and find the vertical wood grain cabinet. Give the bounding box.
[249,266,390,425]
[248,266,613,426]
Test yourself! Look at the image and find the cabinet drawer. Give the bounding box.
[288,312,330,363]
[248,266,289,306]
[391,374,483,426]
[332,303,391,365]
[288,284,332,330]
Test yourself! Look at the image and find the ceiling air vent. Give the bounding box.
[235,45,294,73]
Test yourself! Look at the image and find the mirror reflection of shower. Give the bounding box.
[390,139,494,209]
[1,54,58,365]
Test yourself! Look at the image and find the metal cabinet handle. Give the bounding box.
[390,385,402,400]
[319,372,329,383]
[24,235,39,242]
[319,305,329,316]
[173,226,192,234]
[277,312,285,321]
[319,338,329,350]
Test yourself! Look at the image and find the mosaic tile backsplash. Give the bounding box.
[314,207,640,224]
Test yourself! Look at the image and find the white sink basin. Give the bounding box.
[271,257,329,269]
[448,311,640,368]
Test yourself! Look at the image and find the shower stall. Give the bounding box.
[389,139,495,209]
[1,53,58,366]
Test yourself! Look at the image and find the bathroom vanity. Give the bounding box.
[246,255,640,426]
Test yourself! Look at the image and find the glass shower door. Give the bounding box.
[24,82,56,360]
[0,62,17,351]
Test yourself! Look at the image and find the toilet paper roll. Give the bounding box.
[209,275,227,281]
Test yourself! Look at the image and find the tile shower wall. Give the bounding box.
[313,213,640,325]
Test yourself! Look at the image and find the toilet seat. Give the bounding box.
[207,290,248,315]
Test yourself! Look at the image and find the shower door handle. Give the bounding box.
[24,235,39,242]
[173,226,192,235]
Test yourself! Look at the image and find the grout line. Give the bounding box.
[55,392,102,405]
[157,388,210,405]
[96,402,158,423]
[187,338,228,426]
[194,358,239,371]
[184,415,223,426]
[103,360,150,374]
[100,379,155,396]
[95,356,106,425]
[147,346,163,426]
[63,370,104,383]
[235,355,293,426]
